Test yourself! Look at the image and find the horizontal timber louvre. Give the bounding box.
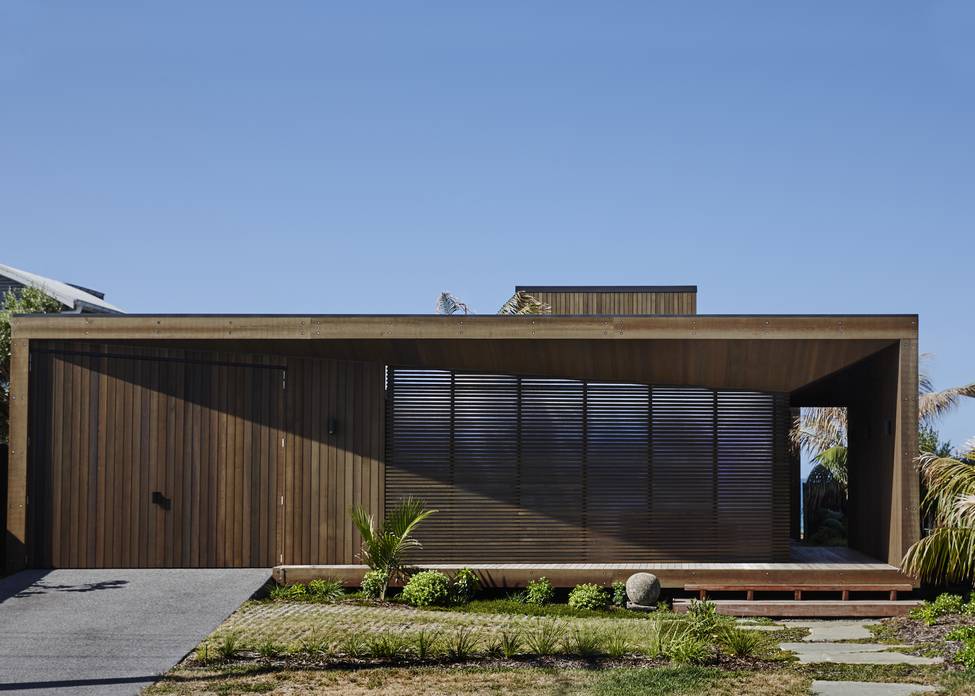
[386,369,790,562]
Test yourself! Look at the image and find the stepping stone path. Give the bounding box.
[776,619,942,693]
[783,619,878,642]
[811,681,937,696]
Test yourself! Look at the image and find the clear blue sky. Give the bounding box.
[2,2,972,457]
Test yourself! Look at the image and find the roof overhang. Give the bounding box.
[12,313,918,394]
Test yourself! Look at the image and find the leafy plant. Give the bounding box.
[910,593,966,624]
[307,578,344,602]
[612,581,628,608]
[256,638,284,659]
[269,582,308,601]
[499,629,522,658]
[349,497,437,600]
[366,633,409,660]
[668,635,714,665]
[401,570,453,607]
[525,623,564,655]
[1,286,63,443]
[720,627,763,657]
[340,633,368,658]
[687,599,723,639]
[524,577,555,606]
[195,642,215,665]
[413,629,440,660]
[947,626,975,642]
[444,626,479,660]
[452,567,480,604]
[568,583,610,611]
[215,633,239,660]
[360,569,386,599]
[298,632,333,655]
[957,640,975,670]
[565,627,604,657]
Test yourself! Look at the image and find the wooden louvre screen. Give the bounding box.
[386,369,790,563]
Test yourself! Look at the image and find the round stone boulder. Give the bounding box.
[625,572,661,606]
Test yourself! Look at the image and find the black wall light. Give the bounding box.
[328,417,338,436]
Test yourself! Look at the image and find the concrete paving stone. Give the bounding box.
[781,641,942,665]
[782,619,880,642]
[811,680,937,696]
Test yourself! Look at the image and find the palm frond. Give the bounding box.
[901,526,975,584]
[497,291,551,315]
[789,407,847,455]
[919,450,975,525]
[435,292,470,315]
[919,383,975,423]
[812,445,848,487]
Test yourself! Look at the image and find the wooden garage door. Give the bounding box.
[27,348,285,568]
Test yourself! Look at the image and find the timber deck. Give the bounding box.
[274,545,916,589]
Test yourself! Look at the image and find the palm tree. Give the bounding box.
[350,497,437,600]
[435,292,470,316]
[902,440,975,583]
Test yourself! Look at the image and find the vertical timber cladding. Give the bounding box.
[387,369,790,562]
[515,286,697,315]
[27,343,285,568]
[281,357,385,565]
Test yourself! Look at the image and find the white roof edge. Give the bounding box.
[0,263,123,314]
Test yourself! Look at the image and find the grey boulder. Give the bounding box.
[625,572,661,606]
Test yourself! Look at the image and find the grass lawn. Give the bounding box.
[143,594,975,695]
[146,664,810,695]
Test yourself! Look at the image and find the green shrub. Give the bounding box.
[361,569,386,599]
[668,636,714,665]
[308,578,345,602]
[452,567,480,604]
[525,623,564,655]
[401,570,453,607]
[524,577,555,605]
[720,627,763,657]
[687,599,723,639]
[298,633,333,655]
[568,583,611,611]
[911,593,966,625]
[957,640,975,670]
[444,626,479,660]
[612,581,628,608]
[947,626,975,642]
[195,642,216,665]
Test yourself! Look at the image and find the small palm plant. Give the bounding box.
[902,440,975,583]
[350,497,436,600]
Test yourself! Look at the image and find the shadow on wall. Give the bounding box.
[0,570,129,604]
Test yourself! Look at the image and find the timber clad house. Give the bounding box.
[5,285,919,592]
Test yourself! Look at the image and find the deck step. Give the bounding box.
[672,598,921,618]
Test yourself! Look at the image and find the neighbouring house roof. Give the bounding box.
[0,263,122,314]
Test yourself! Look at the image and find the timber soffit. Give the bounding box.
[10,313,918,341]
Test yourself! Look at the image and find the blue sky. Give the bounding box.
[2,2,972,458]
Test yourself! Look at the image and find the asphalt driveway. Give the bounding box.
[0,568,270,695]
